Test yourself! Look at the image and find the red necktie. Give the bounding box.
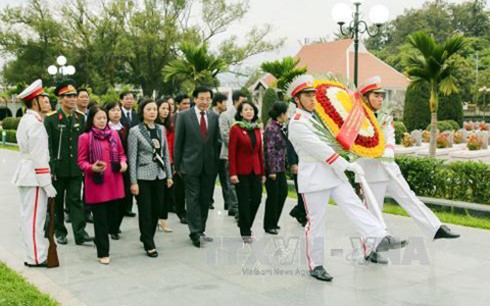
[200,112,207,138]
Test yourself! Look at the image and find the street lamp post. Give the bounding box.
[47,55,76,82]
[332,0,389,86]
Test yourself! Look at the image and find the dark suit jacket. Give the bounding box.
[120,109,140,128]
[174,107,221,176]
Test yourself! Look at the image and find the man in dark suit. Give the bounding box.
[174,86,221,248]
[120,91,140,217]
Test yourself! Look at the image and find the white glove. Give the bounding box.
[346,162,365,176]
[382,149,395,159]
[43,184,57,198]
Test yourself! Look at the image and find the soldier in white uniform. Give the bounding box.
[287,75,407,282]
[12,79,57,267]
[355,76,460,240]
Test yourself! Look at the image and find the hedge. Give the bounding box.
[4,129,17,143]
[395,155,490,205]
[425,120,460,132]
[2,117,20,130]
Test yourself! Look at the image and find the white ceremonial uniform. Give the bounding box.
[288,108,388,270]
[11,109,52,265]
[356,114,441,237]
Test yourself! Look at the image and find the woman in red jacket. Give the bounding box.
[229,101,265,243]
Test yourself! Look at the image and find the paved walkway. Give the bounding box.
[1,149,490,306]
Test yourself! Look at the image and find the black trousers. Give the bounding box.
[136,179,165,250]
[53,176,86,242]
[264,172,288,230]
[235,174,262,236]
[112,198,126,234]
[290,174,306,219]
[91,200,119,258]
[174,173,186,218]
[183,174,215,239]
[160,183,175,220]
[123,172,135,213]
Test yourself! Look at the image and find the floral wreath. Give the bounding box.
[310,78,386,158]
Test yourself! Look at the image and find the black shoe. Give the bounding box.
[275,226,281,230]
[209,204,215,210]
[64,213,71,223]
[200,233,213,242]
[146,250,158,258]
[301,218,307,227]
[110,233,120,240]
[125,211,136,217]
[24,260,47,268]
[376,235,408,252]
[309,266,333,282]
[56,236,67,245]
[365,251,389,264]
[76,232,94,245]
[191,237,205,248]
[86,214,94,223]
[228,210,236,216]
[180,217,188,224]
[265,229,278,235]
[434,225,460,240]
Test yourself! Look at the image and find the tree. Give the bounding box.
[260,57,307,95]
[162,42,228,93]
[405,31,466,156]
[403,84,430,131]
[261,88,277,124]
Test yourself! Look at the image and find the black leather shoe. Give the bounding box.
[309,266,333,282]
[146,250,158,258]
[227,210,236,216]
[191,238,205,248]
[83,232,94,242]
[125,211,136,217]
[110,233,120,240]
[56,236,67,245]
[376,235,408,252]
[434,225,460,240]
[365,251,389,264]
[180,217,188,224]
[265,229,278,235]
[24,260,47,268]
[200,233,213,242]
[275,226,281,230]
[209,204,215,210]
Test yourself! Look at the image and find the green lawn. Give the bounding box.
[0,144,19,151]
[0,262,58,305]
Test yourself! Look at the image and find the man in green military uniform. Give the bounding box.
[44,80,94,245]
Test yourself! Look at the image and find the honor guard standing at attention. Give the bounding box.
[287,74,407,282]
[44,80,94,245]
[12,79,57,267]
[356,76,460,240]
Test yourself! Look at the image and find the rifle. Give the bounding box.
[46,197,59,268]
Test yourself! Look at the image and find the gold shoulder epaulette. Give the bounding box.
[75,110,85,116]
[46,111,57,116]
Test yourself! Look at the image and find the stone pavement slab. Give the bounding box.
[1,149,490,306]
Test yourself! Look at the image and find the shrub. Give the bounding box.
[426,120,458,132]
[2,117,20,130]
[393,121,407,144]
[4,129,17,143]
[395,155,490,204]
[403,85,430,131]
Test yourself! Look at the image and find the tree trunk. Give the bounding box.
[429,112,437,157]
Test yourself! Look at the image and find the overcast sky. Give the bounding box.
[0,0,487,84]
